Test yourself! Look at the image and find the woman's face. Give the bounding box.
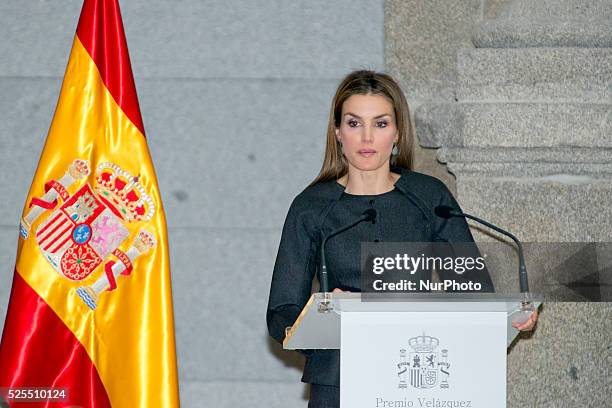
[335,93,398,172]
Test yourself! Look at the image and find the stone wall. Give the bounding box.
[387,0,611,406]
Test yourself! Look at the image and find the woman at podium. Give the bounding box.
[266,70,538,408]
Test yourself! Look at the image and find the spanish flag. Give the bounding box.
[0,1,179,407]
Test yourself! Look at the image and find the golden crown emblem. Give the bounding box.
[95,162,154,222]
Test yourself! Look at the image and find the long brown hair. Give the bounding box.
[310,70,414,186]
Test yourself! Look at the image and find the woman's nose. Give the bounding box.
[361,123,374,142]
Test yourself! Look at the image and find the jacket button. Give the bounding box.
[374,239,379,243]
[369,199,375,205]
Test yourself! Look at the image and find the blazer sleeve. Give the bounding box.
[266,195,319,352]
[431,184,495,293]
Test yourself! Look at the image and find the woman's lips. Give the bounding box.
[358,149,376,157]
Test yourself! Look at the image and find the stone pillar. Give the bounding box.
[391,0,611,406]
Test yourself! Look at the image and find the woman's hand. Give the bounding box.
[512,309,539,331]
[332,288,349,293]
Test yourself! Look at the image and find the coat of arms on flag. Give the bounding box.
[19,159,157,310]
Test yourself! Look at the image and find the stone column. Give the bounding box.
[394,0,611,406]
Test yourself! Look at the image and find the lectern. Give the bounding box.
[284,292,541,408]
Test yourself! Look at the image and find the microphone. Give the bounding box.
[434,205,529,294]
[434,205,459,219]
[319,209,377,295]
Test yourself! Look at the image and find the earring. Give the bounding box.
[391,143,399,156]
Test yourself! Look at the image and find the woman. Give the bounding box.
[266,70,538,408]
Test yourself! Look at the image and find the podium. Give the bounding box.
[284,292,541,408]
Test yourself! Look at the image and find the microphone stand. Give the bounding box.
[318,209,377,313]
[434,206,535,320]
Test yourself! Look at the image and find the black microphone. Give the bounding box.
[434,205,529,293]
[319,209,377,294]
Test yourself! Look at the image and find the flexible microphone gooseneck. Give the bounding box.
[319,209,377,293]
[434,205,529,293]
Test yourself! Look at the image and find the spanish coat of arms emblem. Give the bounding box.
[397,333,451,390]
[19,159,156,311]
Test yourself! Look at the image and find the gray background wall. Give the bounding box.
[1,1,610,407]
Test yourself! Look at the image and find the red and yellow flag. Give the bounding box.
[0,0,179,406]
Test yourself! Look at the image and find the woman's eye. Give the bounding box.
[376,121,388,128]
[348,120,359,127]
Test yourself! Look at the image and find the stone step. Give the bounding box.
[472,20,612,48]
[449,162,612,179]
[491,0,612,22]
[473,0,612,48]
[438,147,612,164]
[437,147,612,177]
[415,103,612,148]
[457,177,612,242]
[457,48,612,102]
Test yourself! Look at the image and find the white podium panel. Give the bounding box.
[341,311,507,408]
[284,293,541,408]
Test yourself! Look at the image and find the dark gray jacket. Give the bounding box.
[266,167,494,386]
